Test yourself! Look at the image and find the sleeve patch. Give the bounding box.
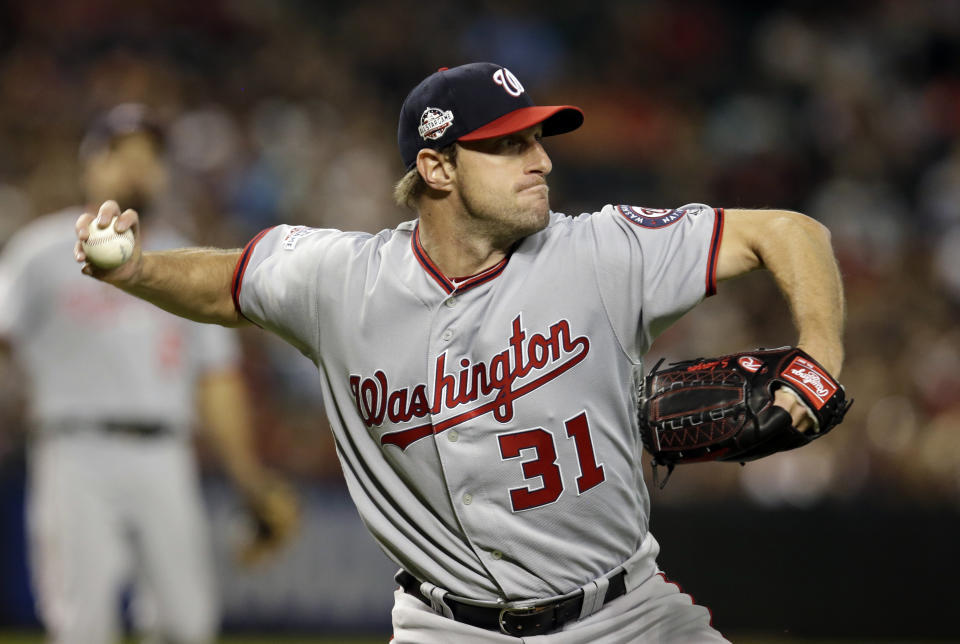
[281,226,320,250]
[615,205,687,229]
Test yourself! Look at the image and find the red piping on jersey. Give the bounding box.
[657,572,717,628]
[411,224,511,295]
[706,209,724,297]
[232,227,274,315]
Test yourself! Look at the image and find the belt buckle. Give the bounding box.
[498,604,552,637]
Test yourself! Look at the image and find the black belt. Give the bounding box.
[397,570,627,637]
[39,420,173,438]
[101,421,170,437]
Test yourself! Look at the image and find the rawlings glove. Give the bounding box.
[638,346,851,487]
[237,477,300,567]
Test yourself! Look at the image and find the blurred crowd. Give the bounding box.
[0,0,958,507]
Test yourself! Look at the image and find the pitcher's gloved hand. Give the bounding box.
[639,347,851,487]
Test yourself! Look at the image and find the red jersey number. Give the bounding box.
[497,412,606,512]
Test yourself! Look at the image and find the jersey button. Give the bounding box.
[444,296,458,308]
[463,493,473,505]
[441,329,454,341]
[448,430,459,442]
[491,550,503,560]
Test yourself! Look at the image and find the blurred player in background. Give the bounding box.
[0,104,297,644]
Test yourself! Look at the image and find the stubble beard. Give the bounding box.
[459,179,550,248]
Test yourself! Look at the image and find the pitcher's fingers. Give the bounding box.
[95,200,121,227]
[773,389,814,433]
[116,208,139,233]
[75,212,96,241]
[794,414,814,434]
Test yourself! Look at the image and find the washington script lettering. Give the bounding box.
[348,315,590,450]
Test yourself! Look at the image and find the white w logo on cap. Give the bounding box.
[492,68,525,97]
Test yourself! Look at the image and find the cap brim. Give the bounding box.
[458,105,584,142]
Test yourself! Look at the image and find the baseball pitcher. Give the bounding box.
[72,66,846,642]
[0,104,297,644]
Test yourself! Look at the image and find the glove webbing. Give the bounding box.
[647,359,762,490]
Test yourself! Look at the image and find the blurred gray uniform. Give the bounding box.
[234,204,729,642]
[0,210,238,644]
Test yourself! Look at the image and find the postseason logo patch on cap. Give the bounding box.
[418,107,454,141]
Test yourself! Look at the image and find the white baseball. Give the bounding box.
[82,216,135,269]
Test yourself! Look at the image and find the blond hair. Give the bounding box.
[393,144,458,210]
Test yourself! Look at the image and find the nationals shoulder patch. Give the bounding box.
[616,205,687,229]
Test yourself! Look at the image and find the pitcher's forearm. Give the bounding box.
[753,214,845,375]
[122,248,246,326]
[771,219,844,365]
[718,209,845,376]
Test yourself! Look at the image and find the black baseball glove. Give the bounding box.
[638,346,851,487]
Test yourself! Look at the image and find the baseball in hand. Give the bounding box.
[82,216,135,269]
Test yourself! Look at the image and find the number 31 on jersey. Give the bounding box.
[498,411,606,512]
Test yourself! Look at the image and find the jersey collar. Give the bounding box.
[411,224,511,295]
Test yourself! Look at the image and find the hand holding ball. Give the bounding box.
[82,216,135,269]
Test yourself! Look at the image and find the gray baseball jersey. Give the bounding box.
[234,203,722,602]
